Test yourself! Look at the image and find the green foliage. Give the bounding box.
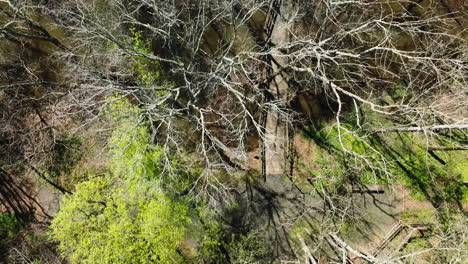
[196,206,271,264]
[47,136,82,180]
[339,220,356,235]
[50,98,191,264]
[0,213,21,243]
[304,122,368,153]
[308,160,346,193]
[291,218,318,238]
[103,96,158,180]
[102,96,189,191]
[303,124,380,190]
[303,123,339,152]
[389,81,407,101]
[401,208,437,224]
[197,210,228,263]
[396,147,466,206]
[228,232,270,264]
[128,29,170,93]
[404,237,430,253]
[50,176,190,264]
[304,118,467,207]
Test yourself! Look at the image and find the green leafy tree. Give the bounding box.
[50,98,191,264]
[50,176,190,264]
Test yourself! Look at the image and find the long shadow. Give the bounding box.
[234,175,302,261]
[370,134,441,209]
[0,169,50,221]
[352,184,398,219]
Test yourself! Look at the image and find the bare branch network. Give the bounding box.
[0,0,467,262]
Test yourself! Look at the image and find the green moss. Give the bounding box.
[404,237,430,253]
[303,123,389,187]
[401,208,437,224]
[339,220,357,236]
[305,122,466,207]
[302,100,466,209]
[290,217,322,251]
[396,147,466,206]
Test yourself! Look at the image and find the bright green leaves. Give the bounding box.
[103,96,189,191]
[103,97,159,180]
[197,210,227,263]
[49,176,111,263]
[128,29,173,98]
[129,29,161,87]
[50,176,191,264]
[50,97,191,263]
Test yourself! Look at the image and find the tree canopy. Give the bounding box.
[50,98,191,264]
[0,0,466,263]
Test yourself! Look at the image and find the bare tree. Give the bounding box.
[1,0,466,262]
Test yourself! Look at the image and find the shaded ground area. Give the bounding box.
[230,173,436,262]
[1,169,41,220]
[0,168,62,222]
[0,168,63,262]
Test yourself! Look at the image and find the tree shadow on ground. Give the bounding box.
[0,169,50,221]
